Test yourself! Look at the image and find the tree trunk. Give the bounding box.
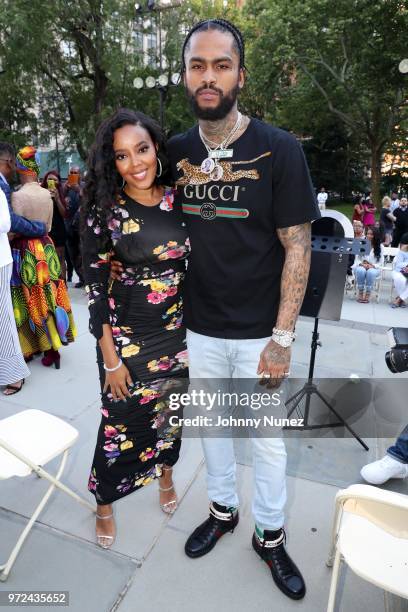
[370,145,382,210]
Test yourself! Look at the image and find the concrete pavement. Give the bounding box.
[0,276,407,612]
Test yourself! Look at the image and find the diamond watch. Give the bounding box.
[271,327,296,348]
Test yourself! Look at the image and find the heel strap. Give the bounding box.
[96,513,113,520]
[161,466,173,472]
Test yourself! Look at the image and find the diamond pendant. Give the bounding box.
[201,157,215,174]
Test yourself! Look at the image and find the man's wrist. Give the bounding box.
[271,327,296,348]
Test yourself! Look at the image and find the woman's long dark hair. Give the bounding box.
[369,227,382,261]
[82,108,171,233]
[41,170,66,216]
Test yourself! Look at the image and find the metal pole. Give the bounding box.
[55,122,61,175]
[158,86,167,130]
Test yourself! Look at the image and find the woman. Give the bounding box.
[391,232,408,308]
[10,146,77,368]
[81,109,190,549]
[352,197,364,223]
[362,196,376,229]
[0,189,30,395]
[352,226,384,302]
[379,196,395,246]
[41,170,67,280]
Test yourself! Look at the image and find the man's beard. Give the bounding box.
[186,83,240,120]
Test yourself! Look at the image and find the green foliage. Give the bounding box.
[0,0,406,199]
[243,0,407,201]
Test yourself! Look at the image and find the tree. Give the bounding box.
[244,0,407,205]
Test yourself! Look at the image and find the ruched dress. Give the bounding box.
[82,189,190,504]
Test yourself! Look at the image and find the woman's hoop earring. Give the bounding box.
[156,157,162,178]
[121,178,126,189]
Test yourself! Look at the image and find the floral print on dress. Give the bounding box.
[153,239,190,261]
[83,189,189,504]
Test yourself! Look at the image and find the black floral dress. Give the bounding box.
[82,189,190,505]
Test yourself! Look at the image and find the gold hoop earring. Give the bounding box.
[156,157,162,178]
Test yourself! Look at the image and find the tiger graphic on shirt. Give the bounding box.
[176,151,271,186]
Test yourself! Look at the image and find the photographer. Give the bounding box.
[41,170,67,281]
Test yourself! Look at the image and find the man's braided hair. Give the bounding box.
[181,18,246,72]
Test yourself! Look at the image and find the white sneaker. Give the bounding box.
[360,455,408,485]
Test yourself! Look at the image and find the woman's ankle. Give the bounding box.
[97,503,112,517]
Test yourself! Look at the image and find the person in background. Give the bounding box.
[317,187,328,211]
[0,142,46,238]
[352,196,364,223]
[379,196,396,246]
[361,425,408,484]
[10,146,77,367]
[64,165,84,287]
[0,189,30,395]
[41,170,67,281]
[392,197,408,249]
[353,220,365,239]
[391,232,408,308]
[352,226,384,303]
[362,196,376,229]
[390,191,400,214]
[346,221,367,289]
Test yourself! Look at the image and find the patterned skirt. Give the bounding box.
[10,235,77,358]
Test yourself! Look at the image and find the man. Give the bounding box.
[392,197,408,248]
[317,187,328,211]
[390,191,400,214]
[361,425,408,485]
[0,142,46,237]
[167,19,319,601]
[63,165,84,287]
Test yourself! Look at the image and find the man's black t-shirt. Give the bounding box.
[167,118,319,340]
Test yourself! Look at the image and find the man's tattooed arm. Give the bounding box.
[275,222,312,331]
[257,222,311,385]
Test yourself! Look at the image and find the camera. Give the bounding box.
[385,328,408,374]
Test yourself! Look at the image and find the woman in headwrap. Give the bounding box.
[10,146,77,368]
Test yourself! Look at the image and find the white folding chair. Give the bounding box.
[0,409,95,581]
[380,246,399,302]
[326,484,408,612]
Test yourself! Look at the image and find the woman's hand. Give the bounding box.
[103,363,133,401]
[110,256,124,281]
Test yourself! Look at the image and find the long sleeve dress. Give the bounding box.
[82,189,190,505]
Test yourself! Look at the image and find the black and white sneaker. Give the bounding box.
[185,502,239,559]
[252,527,306,600]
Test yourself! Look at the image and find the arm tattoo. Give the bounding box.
[276,223,311,331]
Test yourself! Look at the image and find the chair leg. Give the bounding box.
[0,449,94,581]
[0,440,95,513]
[327,548,342,612]
[0,451,67,581]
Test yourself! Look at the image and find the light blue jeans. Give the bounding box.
[354,266,379,292]
[187,329,287,531]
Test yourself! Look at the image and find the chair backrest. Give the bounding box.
[338,484,408,539]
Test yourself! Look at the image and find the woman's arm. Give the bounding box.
[81,207,132,401]
[51,189,67,218]
[393,251,405,272]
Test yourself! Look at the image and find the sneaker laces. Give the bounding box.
[262,529,296,578]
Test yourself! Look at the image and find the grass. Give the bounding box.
[327,202,354,221]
